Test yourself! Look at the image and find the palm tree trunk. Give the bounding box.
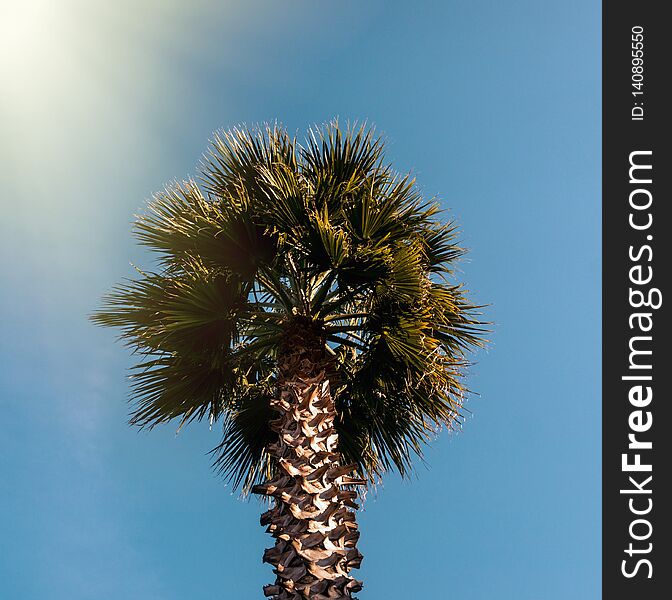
[253,321,364,599]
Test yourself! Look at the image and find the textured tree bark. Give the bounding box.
[252,320,364,599]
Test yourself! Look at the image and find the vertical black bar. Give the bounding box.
[603,1,671,598]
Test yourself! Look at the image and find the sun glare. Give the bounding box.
[1,0,56,75]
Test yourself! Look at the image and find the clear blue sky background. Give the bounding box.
[1,1,600,598]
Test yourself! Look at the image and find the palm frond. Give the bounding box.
[93,120,487,491]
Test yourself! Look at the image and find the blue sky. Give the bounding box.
[1,1,600,598]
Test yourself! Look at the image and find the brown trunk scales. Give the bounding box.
[252,318,364,599]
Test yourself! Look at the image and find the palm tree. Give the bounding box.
[93,122,484,599]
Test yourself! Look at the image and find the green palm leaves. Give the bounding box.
[93,122,485,492]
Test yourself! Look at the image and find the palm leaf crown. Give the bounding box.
[93,122,485,493]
